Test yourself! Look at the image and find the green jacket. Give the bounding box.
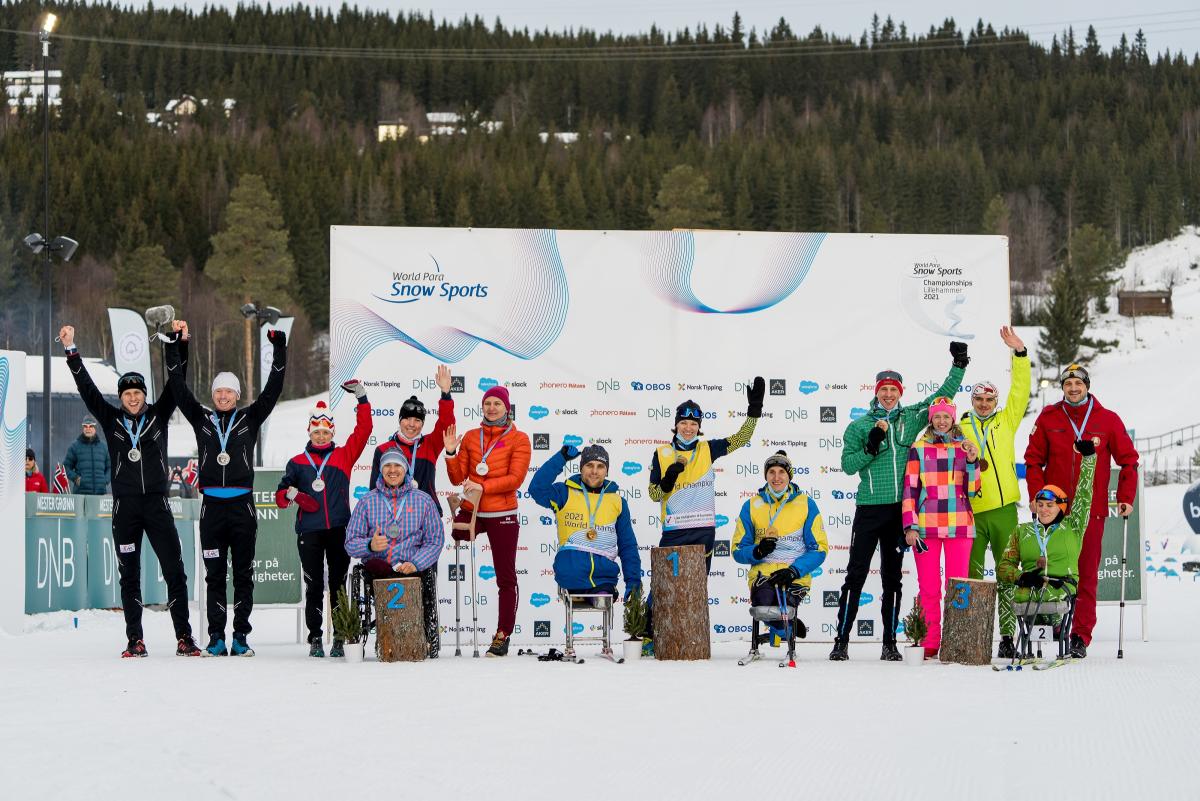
[960,353,1031,514]
[997,454,1096,602]
[840,364,966,506]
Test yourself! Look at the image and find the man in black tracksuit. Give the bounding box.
[166,322,287,657]
[59,323,199,658]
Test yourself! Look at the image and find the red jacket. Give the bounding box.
[1024,395,1139,518]
[26,472,48,493]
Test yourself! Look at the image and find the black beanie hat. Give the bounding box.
[399,395,427,421]
[117,372,147,395]
[764,450,793,479]
[580,444,609,468]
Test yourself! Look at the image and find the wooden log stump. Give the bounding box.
[939,577,997,666]
[650,544,710,660]
[373,578,426,662]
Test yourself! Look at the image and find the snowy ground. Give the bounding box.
[2,568,1196,801]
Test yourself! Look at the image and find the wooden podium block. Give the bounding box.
[940,577,997,666]
[373,578,426,662]
[650,544,710,661]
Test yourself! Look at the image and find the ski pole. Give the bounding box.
[468,488,481,658]
[448,493,463,657]
[1118,512,1129,659]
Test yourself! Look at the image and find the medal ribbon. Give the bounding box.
[579,481,609,532]
[122,415,147,452]
[389,488,411,531]
[1061,397,1094,440]
[210,410,239,455]
[477,424,512,470]
[304,449,331,489]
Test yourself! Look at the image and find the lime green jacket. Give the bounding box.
[959,353,1030,514]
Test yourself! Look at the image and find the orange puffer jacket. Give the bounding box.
[446,423,532,515]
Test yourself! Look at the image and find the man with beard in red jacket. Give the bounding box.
[1024,364,1139,659]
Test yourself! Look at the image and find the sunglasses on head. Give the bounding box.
[1034,489,1064,503]
[678,408,702,419]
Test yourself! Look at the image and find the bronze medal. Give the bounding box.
[766,526,778,538]
[585,528,597,541]
[978,458,989,472]
[1036,556,1047,569]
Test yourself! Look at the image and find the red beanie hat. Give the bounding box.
[482,385,511,410]
[874,369,904,397]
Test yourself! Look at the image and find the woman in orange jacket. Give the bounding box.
[443,385,532,657]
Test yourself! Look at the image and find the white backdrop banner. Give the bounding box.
[107,308,154,402]
[1,350,27,634]
[330,227,1010,645]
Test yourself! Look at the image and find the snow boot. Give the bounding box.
[329,639,345,658]
[997,636,1017,659]
[881,642,903,661]
[1068,634,1087,659]
[828,639,849,661]
[121,639,148,658]
[231,633,255,657]
[308,637,325,658]
[176,636,202,657]
[204,635,228,657]
[485,632,510,658]
[923,647,939,660]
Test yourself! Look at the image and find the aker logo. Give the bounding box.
[534,620,551,638]
[849,407,868,421]
[769,378,787,396]
[621,461,643,476]
[528,405,550,420]
[713,540,731,558]
[532,433,550,450]
[858,592,874,606]
[563,434,583,448]
[530,592,551,608]
[478,377,498,391]
[714,514,730,528]
[823,591,840,608]
[450,375,465,393]
[798,380,819,395]
[446,563,465,582]
[374,259,489,304]
[539,515,553,526]
[479,565,496,580]
[857,621,874,637]
[820,406,837,423]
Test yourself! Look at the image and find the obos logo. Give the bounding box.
[831,490,857,500]
[631,381,671,391]
[539,515,553,526]
[374,259,489,304]
[479,565,496,580]
[528,405,550,420]
[563,434,583,448]
[478,377,498,391]
[799,380,819,395]
[715,514,730,528]
[534,620,551,638]
[621,461,643,476]
[530,592,551,608]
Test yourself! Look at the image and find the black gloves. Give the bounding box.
[865,425,886,455]
[1074,439,1096,457]
[768,566,799,587]
[660,462,685,493]
[746,376,765,418]
[1016,569,1044,589]
[950,341,969,368]
[267,329,287,347]
[752,538,777,560]
[1046,576,1068,589]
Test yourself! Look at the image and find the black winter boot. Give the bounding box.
[880,642,902,661]
[1069,634,1088,659]
[828,639,849,661]
[997,636,1017,659]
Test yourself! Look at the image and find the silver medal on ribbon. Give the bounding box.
[127,448,141,463]
[217,451,231,466]
[311,478,326,492]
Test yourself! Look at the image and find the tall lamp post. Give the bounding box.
[240,302,282,467]
[37,12,57,478]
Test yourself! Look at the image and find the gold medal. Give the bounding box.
[766,526,778,538]
[585,529,597,541]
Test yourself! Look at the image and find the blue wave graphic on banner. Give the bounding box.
[0,356,28,498]
[642,231,825,313]
[330,230,568,400]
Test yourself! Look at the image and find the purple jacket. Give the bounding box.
[345,476,444,571]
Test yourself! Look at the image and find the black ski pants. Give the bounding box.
[298,526,351,642]
[112,493,192,641]
[834,502,905,644]
[200,494,257,638]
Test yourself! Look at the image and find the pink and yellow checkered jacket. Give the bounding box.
[901,431,982,539]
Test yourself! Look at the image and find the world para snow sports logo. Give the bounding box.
[373,255,489,304]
